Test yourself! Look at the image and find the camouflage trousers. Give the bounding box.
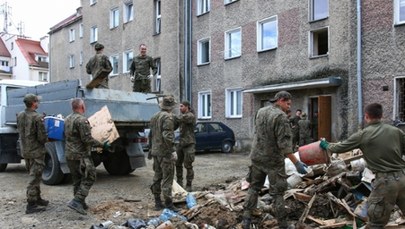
[67,157,96,202]
[25,156,45,202]
[175,143,195,186]
[243,163,288,227]
[133,79,151,93]
[367,170,405,229]
[151,156,175,201]
[299,134,312,146]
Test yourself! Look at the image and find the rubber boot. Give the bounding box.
[165,199,179,212]
[154,195,164,211]
[242,217,251,229]
[36,197,49,206]
[186,181,192,192]
[26,202,46,214]
[67,198,87,215]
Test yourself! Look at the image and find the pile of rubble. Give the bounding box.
[90,150,405,229]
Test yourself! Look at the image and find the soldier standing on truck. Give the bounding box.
[86,43,113,89]
[17,94,49,214]
[129,44,157,93]
[175,101,196,192]
[149,95,178,211]
[64,98,110,215]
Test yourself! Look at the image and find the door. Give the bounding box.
[318,96,332,141]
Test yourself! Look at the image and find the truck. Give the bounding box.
[0,79,159,185]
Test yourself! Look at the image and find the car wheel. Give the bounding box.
[221,141,233,153]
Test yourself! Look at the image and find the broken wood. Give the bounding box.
[298,193,317,224]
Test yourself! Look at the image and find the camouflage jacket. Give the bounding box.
[177,111,196,146]
[298,119,311,136]
[250,104,292,167]
[149,110,175,157]
[86,53,113,88]
[129,55,157,80]
[16,109,47,159]
[64,112,103,160]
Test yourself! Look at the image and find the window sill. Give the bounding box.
[153,32,161,36]
[226,116,242,119]
[309,53,328,59]
[198,117,211,120]
[197,11,210,17]
[224,55,241,61]
[225,0,239,6]
[309,17,328,23]
[257,47,277,53]
[197,62,210,66]
[394,22,405,27]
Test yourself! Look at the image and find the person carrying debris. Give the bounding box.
[175,101,196,192]
[243,91,308,229]
[320,103,405,229]
[17,94,49,214]
[298,112,312,146]
[64,98,110,215]
[149,95,179,211]
[129,44,157,93]
[86,43,113,89]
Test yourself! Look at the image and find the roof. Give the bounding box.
[15,38,48,67]
[49,10,82,35]
[0,38,11,57]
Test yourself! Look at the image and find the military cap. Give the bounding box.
[301,112,307,118]
[269,91,292,103]
[23,93,39,104]
[159,95,176,110]
[94,43,104,51]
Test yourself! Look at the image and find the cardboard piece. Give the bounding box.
[86,69,111,89]
[88,105,119,144]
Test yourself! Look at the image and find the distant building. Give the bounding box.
[0,37,12,79]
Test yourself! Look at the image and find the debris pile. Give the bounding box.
[89,150,405,229]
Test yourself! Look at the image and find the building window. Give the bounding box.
[36,55,48,63]
[224,0,238,4]
[14,57,16,66]
[124,3,134,23]
[123,51,133,73]
[309,27,328,57]
[69,29,75,42]
[197,38,210,65]
[110,7,120,29]
[90,26,98,43]
[90,0,97,5]
[69,55,75,68]
[79,24,83,38]
[395,0,405,25]
[39,72,48,82]
[110,55,119,75]
[197,0,210,15]
[1,60,8,66]
[310,0,329,21]
[395,77,405,122]
[80,51,83,66]
[153,58,161,93]
[226,88,242,118]
[257,16,278,52]
[198,91,212,119]
[224,28,241,59]
[154,0,161,34]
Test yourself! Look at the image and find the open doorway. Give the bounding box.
[310,96,331,141]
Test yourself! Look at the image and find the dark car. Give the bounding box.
[176,121,236,153]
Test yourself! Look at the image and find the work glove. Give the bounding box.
[148,74,154,79]
[103,141,111,150]
[319,139,329,150]
[294,161,308,174]
[171,151,178,161]
[130,76,135,82]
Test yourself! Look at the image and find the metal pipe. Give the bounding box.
[356,0,363,126]
[183,0,192,103]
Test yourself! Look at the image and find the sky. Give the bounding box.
[1,0,80,40]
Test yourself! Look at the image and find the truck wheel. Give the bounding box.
[221,141,233,153]
[0,163,7,172]
[42,143,64,185]
[103,150,134,175]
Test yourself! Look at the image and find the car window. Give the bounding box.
[196,123,206,133]
[209,123,223,132]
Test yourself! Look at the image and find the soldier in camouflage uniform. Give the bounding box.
[242,91,308,229]
[86,43,113,89]
[320,103,405,229]
[64,98,110,215]
[149,95,178,211]
[298,112,312,146]
[175,101,196,192]
[17,94,49,214]
[129,44,157,93]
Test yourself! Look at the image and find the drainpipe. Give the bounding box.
[356,0,363,127]
[183,0,192,102]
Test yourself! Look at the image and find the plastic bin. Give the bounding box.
[44,116,64,140]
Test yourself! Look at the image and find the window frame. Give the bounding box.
[257,16,278,52]
[90,26,98,43]
[153,58,161,93]
[123,50,133,73]
[224,27,242,59]
[39,72,48,82]
[124,2,134,23]
[90,0,97,6]
[69,28,75,42]
[110,7,120,29]
[309,0,329,22]
[309,26,329,58]
[198,91,212,119]
[224,0,238,5]
[69,55,75,69]
[154,0,161,34]
[79,51,83,66]
[225,88,243,118]
[79,24,83,38]
[197,38,211,65]
[197,0,210,16]
[110,55,119,76]
[394,0,405,25]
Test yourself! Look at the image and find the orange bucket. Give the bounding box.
[298,141,330,166]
